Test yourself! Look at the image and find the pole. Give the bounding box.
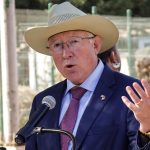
[0,0,11,144]
[127,9,135,76]
[6,0,19,141]
[91,6,97,14]
[0,5,3,141]
[48,3,55,85]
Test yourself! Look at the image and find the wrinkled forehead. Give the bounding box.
[48,30,94,41]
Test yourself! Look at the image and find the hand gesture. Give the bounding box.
[122,79,150,133]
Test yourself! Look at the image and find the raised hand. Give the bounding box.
[122,79,150,133]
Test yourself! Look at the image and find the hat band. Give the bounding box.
[48,14,85,26]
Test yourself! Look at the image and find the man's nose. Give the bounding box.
[62,43,72,58]
[63,41,71,49]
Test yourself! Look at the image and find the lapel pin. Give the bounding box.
[100,95,106,101]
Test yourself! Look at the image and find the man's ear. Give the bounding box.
[93,36,102,54]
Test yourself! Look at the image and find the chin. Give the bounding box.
[64,72,84,84]
[69,77,84,85]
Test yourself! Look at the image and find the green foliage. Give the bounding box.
[15,0,150,17]
[136,0,150,17]
[96,0,133,15]
[71,0,87,7]
[15,0,49,9]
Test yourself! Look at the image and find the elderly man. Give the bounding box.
[23,2,150,150]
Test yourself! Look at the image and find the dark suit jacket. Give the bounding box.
[25,66,149,150]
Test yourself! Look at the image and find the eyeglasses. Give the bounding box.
[47,36,95,53]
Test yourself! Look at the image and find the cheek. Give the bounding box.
[87,41,99,56]
[79,51,97,70]
[87,48,98,61]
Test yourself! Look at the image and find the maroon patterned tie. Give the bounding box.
[60,86,87,150]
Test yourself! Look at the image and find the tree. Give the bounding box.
[1,0,19,144]
[16,0,48,9]
[15,0,150,17]
[71,0,150,17]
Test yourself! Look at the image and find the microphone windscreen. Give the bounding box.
[42,95,56,109]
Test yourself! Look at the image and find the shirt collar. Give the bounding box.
[65,59,104,94]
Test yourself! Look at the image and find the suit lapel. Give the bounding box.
[75,66,117,149]
[50,81,67,129]
[43,80,67,129]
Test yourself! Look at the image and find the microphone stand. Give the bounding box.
[33,127,76,150]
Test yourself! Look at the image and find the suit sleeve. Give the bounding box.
[126,109,150,150]
[137,131,150,150]
[126,108,139,150]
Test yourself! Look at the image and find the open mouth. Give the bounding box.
[66,65,74,68]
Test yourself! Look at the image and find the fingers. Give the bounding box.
[132,82,147,99]
[122,79,150,110]
[141,79,150,97]
[122,79,150,131]
[125,86,141,104]
[121,96,137,112]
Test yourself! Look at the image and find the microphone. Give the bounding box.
[15,95,56,145]
[33,127,76,150]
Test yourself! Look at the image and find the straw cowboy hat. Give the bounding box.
[24,2,119,56]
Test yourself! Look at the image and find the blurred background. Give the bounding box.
[0,0,150,149]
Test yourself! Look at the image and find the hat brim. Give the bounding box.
[24,15,119,56]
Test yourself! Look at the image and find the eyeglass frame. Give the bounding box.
[46,35,96,53]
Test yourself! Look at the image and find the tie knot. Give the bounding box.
[70,86,87,100]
